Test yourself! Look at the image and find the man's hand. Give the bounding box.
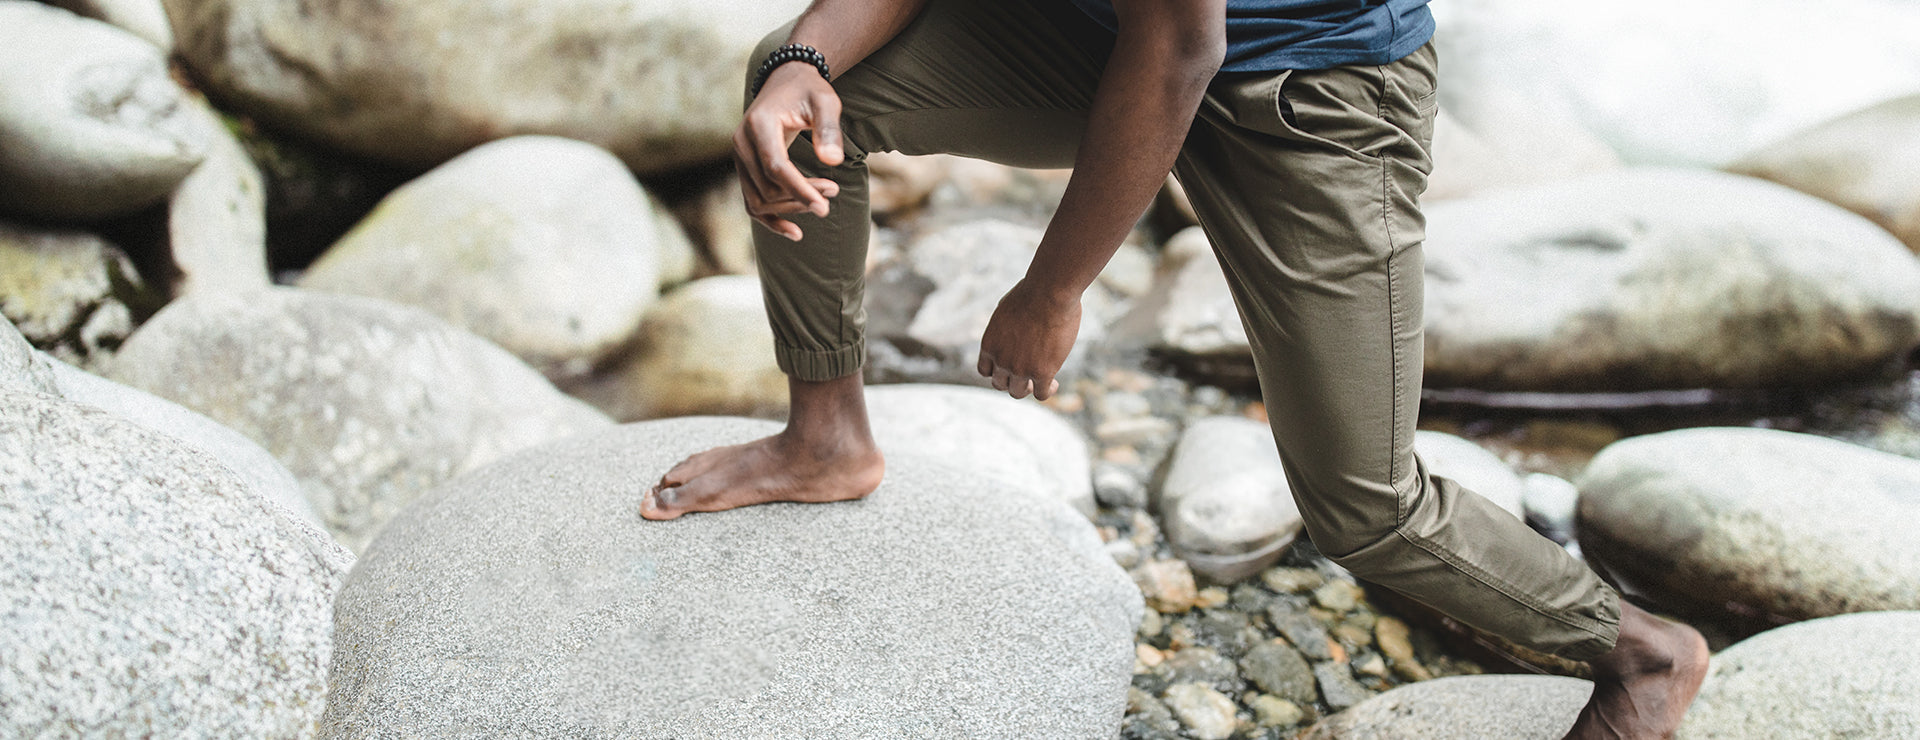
[977,278,1081,401]
[735,63,847,241]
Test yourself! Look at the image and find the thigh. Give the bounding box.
[1173,44,1439,517]
[809,0,1110,168]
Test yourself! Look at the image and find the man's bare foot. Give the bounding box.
[640,372,884,521]
[641,430,884,520]
[1563,602,1710,740]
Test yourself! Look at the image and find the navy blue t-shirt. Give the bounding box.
[1064,0,1434,72]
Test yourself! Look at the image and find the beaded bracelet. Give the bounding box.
[750,43,831,99]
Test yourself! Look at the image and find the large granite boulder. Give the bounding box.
[1426,103,1620,201]
[0,389,349,737]
[106,288,611,552]
[1578,427,1920,621]
[1424,169,1920,391]
[165,93,271,296]
[1677,611,1920,739]
[322,416,1141,738]
[1303,675,1591,739]
[47,357,324,529]
[865,383,1094,517]
[1730,94,1920,254]
[570,275,786,420]
[867,219,1117,382]
[1434,0,1920,167]
[0,220,158,364]
[163,0,808,174]
[1138,227,1250,385]
[301,136,661,380]
[0,1,205,220]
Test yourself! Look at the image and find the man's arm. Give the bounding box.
[979,0,1227,400]
[736,0,930,239]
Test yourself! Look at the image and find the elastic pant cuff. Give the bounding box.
[1554,588,1624,662]
[775,340,866,382]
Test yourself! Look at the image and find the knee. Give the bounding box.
[743,22,799,104]
[1289,479,1403,569]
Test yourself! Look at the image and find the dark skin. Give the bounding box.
[644,2,1708,738]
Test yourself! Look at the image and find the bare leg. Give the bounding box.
[1562,602,1710,740]
[640,373,884,520]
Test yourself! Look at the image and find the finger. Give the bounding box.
[752,213,803,241]
[748,198,818,217]
[977,351,995,378]
[733,139,777,210]
[806,177,841,199]
[751,118,827,216]
[1008,376,1034,400]
[991,366,1012,392]
[810,91,845,167]
[1037,378,1060,401]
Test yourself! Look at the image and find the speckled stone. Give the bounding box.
[321,416,1141,738]
[0,390,349,737]
[0,220,153,362]
[106,287,611,552]
[1302,675,1591,739]
[1579,427,1920,620]
[1161,683,1239,740]
[572,275,786,420]
[1678,611,1920,739]
[1240,639,1317,705]
[300,136,661,380]
[867,383,1094,517]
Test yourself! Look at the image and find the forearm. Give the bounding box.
[786,0,929,78]
[1025,9,1224,301]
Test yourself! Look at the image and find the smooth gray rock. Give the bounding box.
[1434,0,1920,167]
[0,314,54,395]
[1414,431,1524,518]
[1239,639,1317,705]
[0,1,204,219]
[896,219,1111,360]
[1731,94,1920,254]
[321,416,1140,738]
[1161,683,1238,740]
[0,390,349,737]
[163,0,807,174]
[1303,675,1591,739]
[866,383,1094,517]
[1424,169,1920,391]
[47,356,325,530]
[1577,427,1920,621]
[1426,105,1619,201]
[165,93,270,295]
[302,137,661,380]
[1142,228,1249,384]
[107,288,611,552]
[1159,416,1300,584]
[1522,472,1579,542]
[42,0,172,50]
[1313,662,1373,711]
[1678,611,1920,739]
[569,275,786,421]
[0,220,156,363]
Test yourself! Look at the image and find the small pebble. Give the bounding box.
[1266,608,1334,661]
[1138,609,1165,640]
[1373,616,1433,681]
[1239,639,1317,704]
[1353,653,1390,679]
[1106,539,1141,569]
[1096,416,1176,446]
[1136,644,1167,669]
[1312,580,1363,612]
[1093,463,1148,509]
[1242,401,1268,423]
[1167,621,1197,651]
[1100,390,1153,419]
[1105,368,1155,392]
[1248,694,1305,728]
[1134,559,1199,614]
[1159,647,1239,690]
[1129,510,1161,548]
[1194,587,1230,610]
[1161,683,1238,740]
[1042,391,1085,414]
[1332,623,1373,648]
[1261,567,1325,594]
[1314,661,1373,711]
[1103,445,1142,465]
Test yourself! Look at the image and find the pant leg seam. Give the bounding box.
[1396,528,1615,640]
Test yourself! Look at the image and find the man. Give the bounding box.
[642,0,1708,736]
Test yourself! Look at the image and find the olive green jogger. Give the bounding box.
[746,0,1622,660]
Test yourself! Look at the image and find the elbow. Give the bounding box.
[1167,28,1227,85]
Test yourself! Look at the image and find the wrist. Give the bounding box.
[1015,276,1084,310]
[751,43,831,98]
